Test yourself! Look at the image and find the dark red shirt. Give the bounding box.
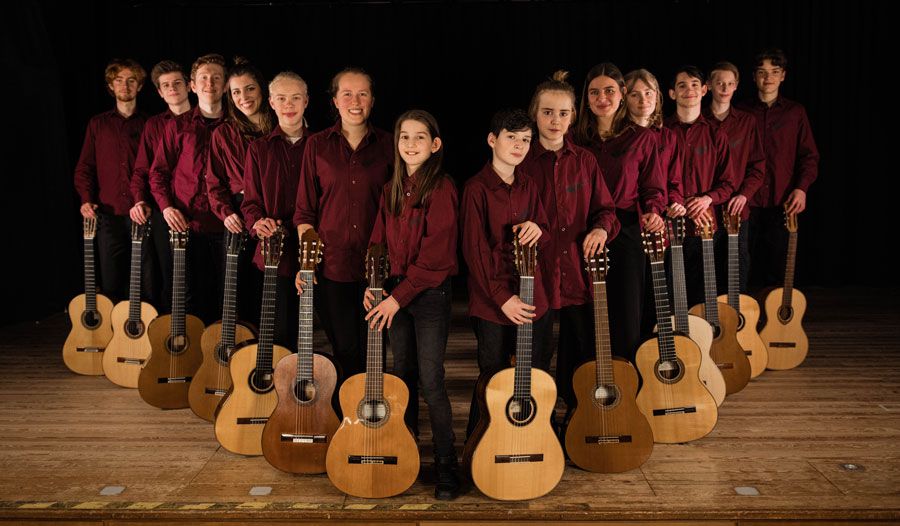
[460,163,550,325]
[738,95,819,208]
[149,106,225,233]
[293,121,393,282]
[74,108,148,216]
[664,113,735,207]
[208,122,252,221]
[703,105,765,220]
[648,125,684,206]
[582,125,666,215]
[242,126,309,277]
[131,108,181,206]
[368,175,459,307]
[521,138,620,308]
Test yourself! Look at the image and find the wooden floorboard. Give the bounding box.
[1,286,898,524]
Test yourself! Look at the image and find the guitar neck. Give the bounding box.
[782,231,798,309]
[513,276,534,400]
[726,233,740,313]
[670,244,691,334]
[365,288,384,399]
[171,246,186,338]
[701,238,721,327]
[127,238,143,322]
[296,270,315,381]
[83,235,97,312]
[649,260,677,362]
[220,251,240,349]
[256,264,279,373]
[592,280,615,386]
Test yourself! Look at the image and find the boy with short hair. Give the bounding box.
[460,108,551,437]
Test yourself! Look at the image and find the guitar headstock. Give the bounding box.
[169,229,189,249]
[641,229,668,263]
[366,243,389,290]
[225,229,247,256]
[261,227,285,267]
[512,234,537,278]
[784,206,798,233]
[690,207,717,240]
[83,217,97,239]
[666,215,686,247]
[129,220,149,242]
[721,209,741,235]
[299,229,323,271]
[584,247,610,284]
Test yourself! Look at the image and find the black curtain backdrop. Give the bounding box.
[1,0,889,324]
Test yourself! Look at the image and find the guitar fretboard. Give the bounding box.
[296,270,315,382]
[513,277,534,401]
[365,288,384,400]
[701,238,721,328]
[255,262,279,373]
[171,246,186,339]
[727,232,741,314]
[650,260,677,362]
[671,244,691,335]
[220,249,240,354]
[84,235,97,313]
[781,231,798,310]
[127,237,143,323]
[591,279,615,387]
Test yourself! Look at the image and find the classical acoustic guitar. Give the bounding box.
[564,248,653,473]
[688,211,751,396]
[718,212,768,378]
[215,228,292,456]
[64,217,113,376]
[760,209,808,370]
[635,230,718,443]
[189,230,257,421]
[138,230,205,409]
[263,229,340,474]
[103,220,158,388]
[663,216,725,406]
[326,244,419,498]
[465,236,564,501]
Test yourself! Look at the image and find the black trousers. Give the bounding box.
[144,207,173,314]
[314,276,368,381]
[250,271,299,353]
[465,312,553,439]
[748,206,789,291]
[94,213,131,304]
[387,278,455,456]
[184,230,225,325]
[551,302,595,412]
[231,194,262,328]
[606,211,646,363]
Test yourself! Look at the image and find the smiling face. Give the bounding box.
[269,78,308,130]
[229,74,262,117]
[625,78,657,125]
[108,68,142,102]
[669,72,707,108]
[535,90,575,148]
[332,72,373,127]
[587,75,623,120]
[754,59,786,97]
[191,63,225,107]
[488,127,532,172]
[397,119,441,175]
[156,71,188,107]
[710,70,738,105]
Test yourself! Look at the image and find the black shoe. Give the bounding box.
[434,454,460,501]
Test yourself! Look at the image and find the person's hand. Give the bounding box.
[689,207,713,228]
[512,221,541,247]
[129,202,150,224]
[784,189,807,215]
[254,218,280,238]
[666,202,686,217]
[80,202,98,219]
[582,228,608,257]
[685,195,713,218]
[727,195,747,217]
[501,295,536,325]
[364,293,400,331]
[163,207,188,231]
[223,213,244,234]
[294,271,318,294]
[641,212,665,233]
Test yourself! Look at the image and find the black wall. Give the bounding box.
[2,0,889,324]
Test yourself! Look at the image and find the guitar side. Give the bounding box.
[63,294,114,376]
[137,313,205,409]
[325,372,420,498]
[719,293,768,378]
[188,322,257,421]
[689,302,751,395]
[565,357,653,473]
[262,352,340,474]
[103,300,158,388]
[761,288,808,370]
[469,367,564,500]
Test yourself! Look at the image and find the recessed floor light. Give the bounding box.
[841,463,865,471]
[249,486,272,495]
[734,486,759,495]
[100,486,125,495]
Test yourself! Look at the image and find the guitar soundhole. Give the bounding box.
[736,313,746,332]
[166,334,190,355]
[711,324,722,339]
[213,342,231,366]
[248,368,275,394]
[81,310,102,330]
[357,398,390,428]
[778,306,794,324]
[505,396,536,427]
[292,379,318,405]
[592,384,621,409]
[654,359,686,384]
[125,319,145,338]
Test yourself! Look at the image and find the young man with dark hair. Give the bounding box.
[129,60,192,313]
[74,58,149,303]
[739,49,819,289]
[665,65,735,306]
[149,53,227,323]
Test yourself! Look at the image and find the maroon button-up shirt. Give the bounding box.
[703,105,765,221]
[131,108,181,206]
[460,163,550,325]
[242,126,309,277]
[664,113,735,209]
[293,120,393,282]
[647,125,684,206]
[582,126,666,215]
[149,106,225,233]
[74,108,149,216]
[521,139,620,309]
[368,175,459,307]
[738,95,819,208]
[208,122,252,221]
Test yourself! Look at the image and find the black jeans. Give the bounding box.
[553,302,595,411]
[748,206,789,291]
[314,276,368,381]
[94,213,131,304]
[606,211,646,363]
[145,207,173,314]
[387,278,455,456]
[184,230,225,325]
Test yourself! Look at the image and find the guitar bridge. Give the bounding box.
[117,357,145,365]
[585,435,632,444]
[281,434,327,443]
[348,455,397,465]
[157,376,192,383]
[716,363,735,369]
[653,406,697,416]
[204,388,227,396]
[744,350,753,355]
[236,417,268,425]
[770,342,797,348]
[76,347,102,353]
[494,454,543,463]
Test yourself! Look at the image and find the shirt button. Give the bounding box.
[561,227,566,232]
[562,272,567,276]
[405,192,410,197]
[352,180,356,184]
[353,224,357,229]
[563,250,568,255]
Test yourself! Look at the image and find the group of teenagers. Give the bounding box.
[73,48,818,500]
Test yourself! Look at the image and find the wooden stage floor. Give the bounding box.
[1,287,898,525]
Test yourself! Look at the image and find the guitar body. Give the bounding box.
[565,357,653,473]
[326,372,420,498]
[761,288,808,370]
[262,352,340,474]
[103,300,158,387]
[635,334,718,443]
[718,293,768,378]
[689,302,751,395]
[469,367,564,500]
[214,342,292,456]
[657,315,725,407]
[138,313,205,409]
[188,322,257,421]
[63,294,114,376]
